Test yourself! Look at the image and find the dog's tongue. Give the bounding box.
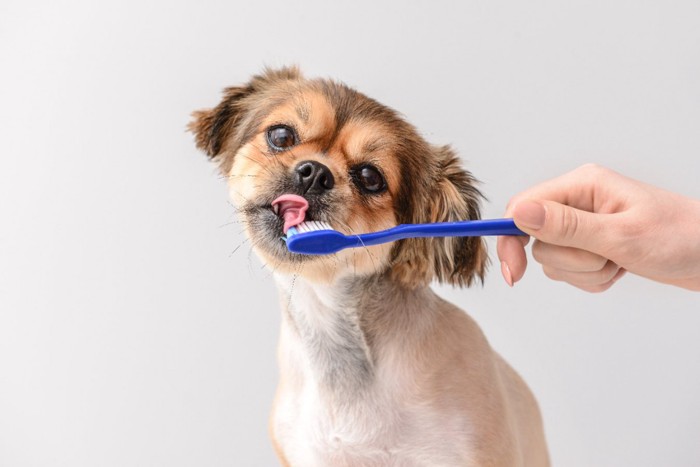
[271,194,309,233]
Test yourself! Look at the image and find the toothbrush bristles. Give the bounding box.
[294,221,333,234]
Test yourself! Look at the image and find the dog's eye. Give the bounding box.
[266,125,298,151]
[352,165,386,194]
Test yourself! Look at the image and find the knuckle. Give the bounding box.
[579,281,613,293]
[531,241,545,263]
[575,256,605,273]
[575,250,608,271]
[579,162,599,171]
[506,195,523,214]
[542,266,562,281]
[577,163,617,188]
[578,163,607,176]
[582,261,618,284]
[558,206,580,243]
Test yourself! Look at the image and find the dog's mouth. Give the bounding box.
[242,191,336,262]
[271,194,309,234]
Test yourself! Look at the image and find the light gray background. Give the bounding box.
[1,1,699,466]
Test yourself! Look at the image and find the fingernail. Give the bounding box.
[514,200,546,230]
[501,261,514,287]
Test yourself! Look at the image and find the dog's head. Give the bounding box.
[189,67,487,288]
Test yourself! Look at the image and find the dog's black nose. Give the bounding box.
[294,160,335,195]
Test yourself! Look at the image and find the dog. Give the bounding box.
[189,67,549,466]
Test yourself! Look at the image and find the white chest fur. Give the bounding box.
[274,381,477,466]
[270,274,479,466]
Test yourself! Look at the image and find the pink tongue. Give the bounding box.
[271,194,309,234]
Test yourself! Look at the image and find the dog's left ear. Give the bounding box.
[391,146,488,288]
[429,146,488,287]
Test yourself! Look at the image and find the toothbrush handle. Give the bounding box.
[356,218,525,247]
[400,218,525,237]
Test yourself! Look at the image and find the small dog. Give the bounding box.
[189,67,549,466]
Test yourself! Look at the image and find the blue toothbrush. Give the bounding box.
[285,218,526,255]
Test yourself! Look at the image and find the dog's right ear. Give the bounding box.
[189,87,250,160]
[188,66,302,173]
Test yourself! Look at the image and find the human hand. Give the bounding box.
[497,164,700,292]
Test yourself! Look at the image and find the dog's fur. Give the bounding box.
[190,67,549,466]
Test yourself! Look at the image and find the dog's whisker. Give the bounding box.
[286,261,304,311]
[239,152,276,177]
[260,254,286,278]
[250,142,287,172]
[218,219,249,228]
[319,252,341,270]
[334,220,360,277]
[228,237,251,257]
[269,146,286,168]
[228,187,257,208]
[225,201,245,215]
[338,219,381,275]
[353,240,357,277]
[219,173,260,181]
[247,241,257,275]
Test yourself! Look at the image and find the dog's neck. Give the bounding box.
[274,271,439,396]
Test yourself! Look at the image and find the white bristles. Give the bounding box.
[295,221,334,233]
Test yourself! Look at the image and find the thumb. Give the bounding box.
[512,199,608,254]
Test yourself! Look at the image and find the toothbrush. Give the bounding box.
[285,218,526,255]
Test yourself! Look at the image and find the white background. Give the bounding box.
[1,1,699,466]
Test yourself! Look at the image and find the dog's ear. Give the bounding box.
[428,146,489,287]
[188,86,252,161]
[188,66,301,173]
[390,146,488,288]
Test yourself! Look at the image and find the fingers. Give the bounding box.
[497,235,530,286]
[511,199,611,256]
[499,164,629,288]
[541,259,626,292]
[565,268,626,293]
[530,239,625,291]
[531,241,607,272]
[542,259,619,286]
[497,234,627,291]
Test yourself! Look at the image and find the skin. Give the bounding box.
[497,164,700,292]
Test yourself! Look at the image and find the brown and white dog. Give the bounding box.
[189,67,549,466]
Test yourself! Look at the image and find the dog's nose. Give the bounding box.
[294,160,335,195]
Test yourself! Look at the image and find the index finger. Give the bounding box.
[504,164,621,217]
